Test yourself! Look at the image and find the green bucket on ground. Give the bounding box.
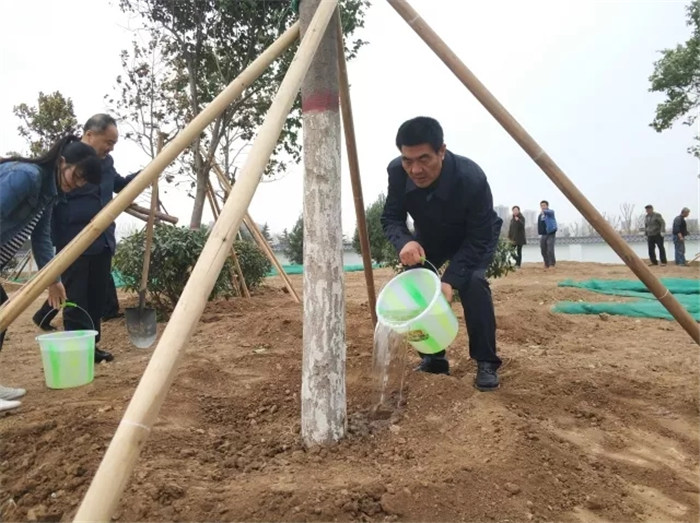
[36,327,96,390]
[375,268,458,355]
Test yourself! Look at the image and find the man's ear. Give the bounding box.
[439,143,446,158]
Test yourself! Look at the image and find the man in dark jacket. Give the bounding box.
[33,114,137,363]
[644,204,667,266]
[672,207,690,266]
[381,117,502,391]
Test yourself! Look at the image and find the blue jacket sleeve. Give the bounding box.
[441,177,501,289]
[380,169,415,254]
[0,164,40,220]
[31,205,60,282]
[113,170,138,193]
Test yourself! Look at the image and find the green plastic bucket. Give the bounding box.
[375,268,458,355]
[36,303,97,389]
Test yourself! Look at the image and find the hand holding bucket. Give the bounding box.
[375,259,458,355]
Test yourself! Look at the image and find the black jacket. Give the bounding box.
[52,155,137,255]
[508,215,527,246]
[381,150,502,288]
[672,215,688,237]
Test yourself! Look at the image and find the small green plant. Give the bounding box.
[113,225,270,311]
[352,193,396,266]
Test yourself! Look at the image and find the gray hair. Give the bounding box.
[83,113,117,133]
[682,207,690,213]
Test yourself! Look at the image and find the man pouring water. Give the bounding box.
[381,116,502,391]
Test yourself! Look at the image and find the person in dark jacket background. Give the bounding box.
[0,135,101,411]
[538,200,557,269]
[381,116,502,391]
[672,207,690,266]
[507,205,526,268]
[644,204,667,266]
[33,115,137,363]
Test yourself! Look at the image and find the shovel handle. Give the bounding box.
[138,134,165,295]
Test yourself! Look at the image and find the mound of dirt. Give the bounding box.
[0,262,697,522]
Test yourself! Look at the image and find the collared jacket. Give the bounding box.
[52,155,137,255]
[644,212,665,237]
[0,161,59,271]
[508,215,527,246]
[672,215,688,237]
[381,150,502,289]
[537,209,557,235]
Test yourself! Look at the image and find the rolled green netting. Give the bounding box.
[553,278,700,320]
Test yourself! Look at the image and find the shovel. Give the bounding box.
[125,156,161,348]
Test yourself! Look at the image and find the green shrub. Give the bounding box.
[113,225,270,311]
[352,194,396,266]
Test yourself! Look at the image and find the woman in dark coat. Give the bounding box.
[507,205,527,267]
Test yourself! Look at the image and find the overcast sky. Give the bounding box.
[0,0,697,238]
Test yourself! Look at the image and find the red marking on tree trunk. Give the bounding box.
[302,90,339,113]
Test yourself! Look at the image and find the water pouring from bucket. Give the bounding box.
[35,302,97,389]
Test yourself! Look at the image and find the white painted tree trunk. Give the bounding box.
[299,2,346,446]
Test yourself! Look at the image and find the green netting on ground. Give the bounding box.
[553,278,700,321]
[266,263,377,276]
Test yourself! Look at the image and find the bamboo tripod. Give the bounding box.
[0,0,694,520]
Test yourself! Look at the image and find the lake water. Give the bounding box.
[273,238,699,267]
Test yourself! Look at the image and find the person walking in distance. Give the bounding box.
[381,116,503,391]
[644,204,667,266]
[507,205,526,268]
[672,207,690,266]
[538,200,557,269]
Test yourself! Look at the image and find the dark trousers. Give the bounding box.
[36,250,112,344]
[540,233,556,267]
[0,284,7,350]
[103,266,120,318]
[514,244,523,267]
[421,260,501,366]
[647,234,667,265]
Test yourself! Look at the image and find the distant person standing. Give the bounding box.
[644,204,667,266]
[538,200,557,269]
[672,207,690,266]
[507,205,526,268]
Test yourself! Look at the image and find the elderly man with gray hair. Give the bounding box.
[33,114,138,363]
[672,207,691,266]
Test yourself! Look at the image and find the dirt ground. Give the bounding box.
[0,261,698,522]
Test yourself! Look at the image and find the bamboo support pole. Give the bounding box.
[387,0,699,345]
[0,22,300,332]
[73,5,336,521]
[336,15,377,326]
[206,179,251,299]
[208,159,300,303]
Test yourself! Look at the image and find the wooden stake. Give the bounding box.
[336,15,377,326]
[127,203,178,224]
[73,5,336,521]
[208,158,300,303]
[0,22,300,332]
[206,179,251,299]
[387,0,699,345]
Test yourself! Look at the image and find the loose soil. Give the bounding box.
[1,262,698,522]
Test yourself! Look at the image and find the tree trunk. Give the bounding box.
[299,3,346,447]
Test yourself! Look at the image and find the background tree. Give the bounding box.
[619,202,636,234]
[113,0,370,228]
[351,193,395,266]
[649,0,700,158]
[261,223,273,243]
[12,91,79,155]
[284,215,304,265]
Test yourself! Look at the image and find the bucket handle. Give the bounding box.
[419,257,441,275]
[39,302,96,332]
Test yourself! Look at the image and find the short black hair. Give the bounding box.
[512,205,520,211]
[644,204,653,210]
[540,200,549,206]
[84,113,117,133]
[395,116,444,152]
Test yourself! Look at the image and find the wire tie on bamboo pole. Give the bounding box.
[657,289,669,300]
[122,420,151,432]
[408,14,421,25]
[532,149,545,161]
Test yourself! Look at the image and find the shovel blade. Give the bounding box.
[125,307,157,348]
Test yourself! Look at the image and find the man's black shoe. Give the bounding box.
[475,361,499,391]
[32,311,56,332]
[95,348,114,364]
[102,312,124,322]
[414,355,450,375]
